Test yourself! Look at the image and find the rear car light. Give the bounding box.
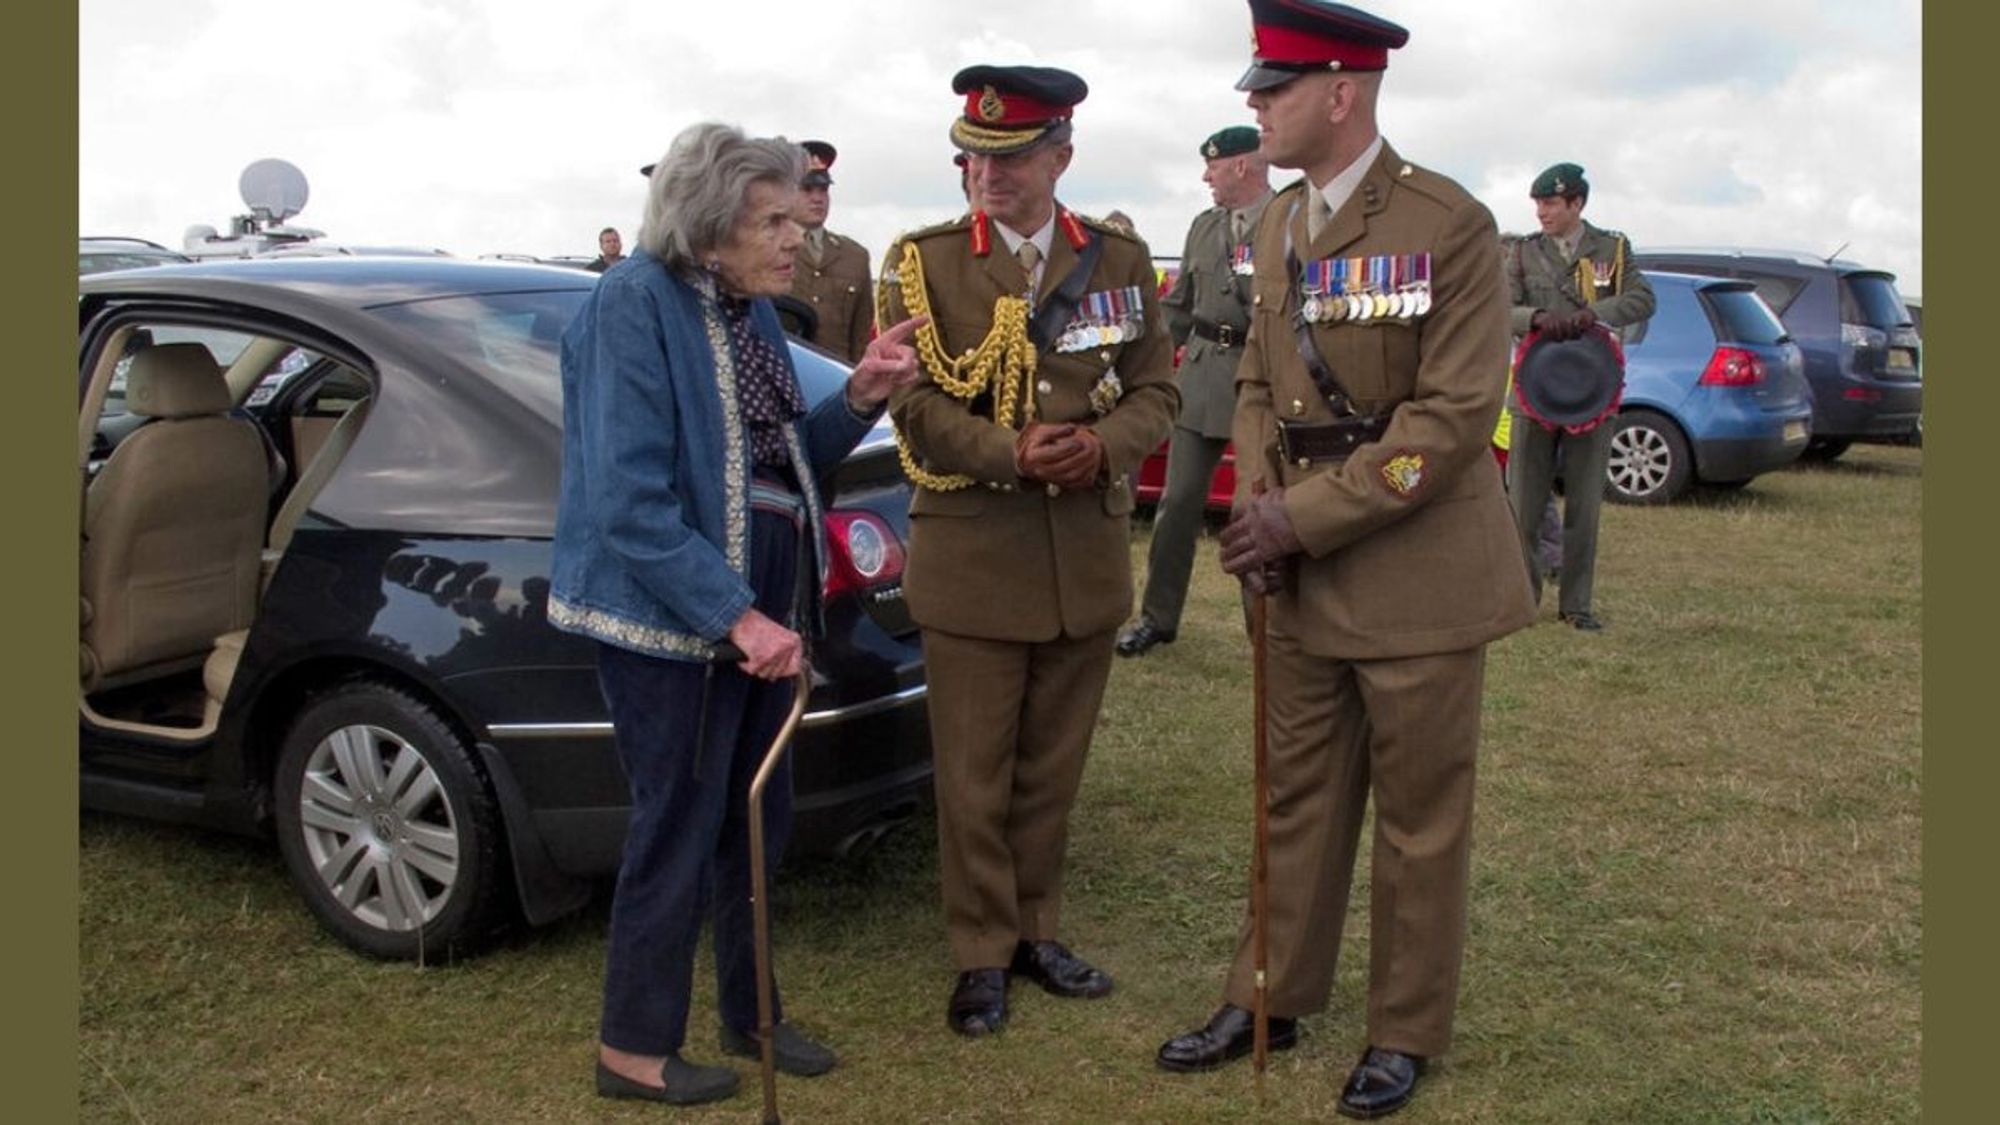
[822,510,906,599]
[1698,346,1766,387]
[1843,387,1885,402]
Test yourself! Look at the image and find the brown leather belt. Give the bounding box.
[1191,315,1246,350]
[1277,416,1388,466]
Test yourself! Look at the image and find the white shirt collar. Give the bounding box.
[1314,134,1385,224]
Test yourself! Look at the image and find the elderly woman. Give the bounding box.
[549,122,921,1105]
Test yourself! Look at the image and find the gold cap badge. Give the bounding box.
[979,86,1007,123]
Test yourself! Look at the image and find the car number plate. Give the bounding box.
[1784,421,1807,443]
[1886,347,1916,372]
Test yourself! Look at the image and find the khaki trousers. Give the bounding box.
[923,626,1117,969]
[1222,623,1485,1058]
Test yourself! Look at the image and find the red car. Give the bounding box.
[1134,439,1238,513]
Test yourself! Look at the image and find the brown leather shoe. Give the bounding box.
[1156,1004,1298,1072]
[1010,939,1113,998]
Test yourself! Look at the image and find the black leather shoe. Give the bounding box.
[1156,1004,1299,1072]
[947,969,1009,1037]
[1011,939,1114,998]
[1116,620,1176,657]
[1559,610,1604,632]
[595,1055,740,1105]
[1336,1047,1425,1119]
[719,1022,838,1077]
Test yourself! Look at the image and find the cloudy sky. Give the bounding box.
[80,0,1922,294]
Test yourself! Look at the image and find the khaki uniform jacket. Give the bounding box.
[1506,221,1655,341]
[1235,145,1534,660]
[882,209,1178,642]
[1161,191,1273,439]
[792,228,875,364]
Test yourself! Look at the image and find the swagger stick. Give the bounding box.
[747,664,812,1125]
[1249,480,1273,1091]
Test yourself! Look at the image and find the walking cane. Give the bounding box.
[747,661,811,1125]
[1248,481,1273,1093]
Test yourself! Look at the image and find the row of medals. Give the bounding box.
[1056,319,1143,352]
[1302,285,1433,324]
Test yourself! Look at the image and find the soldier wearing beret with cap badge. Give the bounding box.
[788,139,877,364]
[1154,2,1534,1118]
[878,63,1178,1040]
[1505,161,1655,632]
[1117,125,1275,659]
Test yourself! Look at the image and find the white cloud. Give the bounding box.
[80,0,1922,294]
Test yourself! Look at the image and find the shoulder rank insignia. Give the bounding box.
[1380,450,1426,498]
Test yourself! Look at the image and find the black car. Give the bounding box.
[78,258,930,960]
[79,235,193,275]
[1630,247,1921,459]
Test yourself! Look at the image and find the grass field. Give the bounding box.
[78,446,1922,1123]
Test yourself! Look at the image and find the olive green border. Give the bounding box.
[16,0,79,1118]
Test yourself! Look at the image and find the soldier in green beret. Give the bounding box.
[1118,124,1274,657]
[1505,161,1655,631]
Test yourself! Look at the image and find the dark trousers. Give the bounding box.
[596,510,798,1055]
[1507,410,1613,614]
[1138,426,1230,634]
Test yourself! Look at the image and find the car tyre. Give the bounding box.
[1800,437,1851,461]
[273,680,511,961]
[1606,410,1692,505]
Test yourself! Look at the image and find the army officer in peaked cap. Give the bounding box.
[789,139,877,364]
[878,63,1177,1040]
[1153,2,1533,1118]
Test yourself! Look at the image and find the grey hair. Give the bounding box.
[637,122,805,270]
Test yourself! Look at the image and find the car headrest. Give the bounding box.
[125,343,230,418]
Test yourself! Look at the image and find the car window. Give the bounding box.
[1699,285,1788,346]
[1839,273,1910,329]
[1738,272,1806,318]
[367,291,586,423]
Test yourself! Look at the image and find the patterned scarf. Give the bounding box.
[717,293,806,471]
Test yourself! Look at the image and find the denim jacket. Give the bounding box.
[548,249,876,661]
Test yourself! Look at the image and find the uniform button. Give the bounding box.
[1254,293,1263,306]
[1099,350,1111,363]
[1037,380,1053,394]
[1046,483,1061,497]
[1291,399,1305,417]
[1296,457,1311,469]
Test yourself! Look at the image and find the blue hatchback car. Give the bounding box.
[1605,271,1812,504]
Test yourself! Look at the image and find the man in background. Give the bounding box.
[1118,125,1273,658]
[587,227,625,273]
[790,139,875,363]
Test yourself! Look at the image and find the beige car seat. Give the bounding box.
[81,343,270,693]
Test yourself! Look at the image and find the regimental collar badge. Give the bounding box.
[1380,450,1425,498]
[979,86,1007,123]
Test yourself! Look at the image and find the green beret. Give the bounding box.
[1201,126,1260,160]
[1531,162,1588,198]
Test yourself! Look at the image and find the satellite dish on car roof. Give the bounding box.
[238,159,310,223]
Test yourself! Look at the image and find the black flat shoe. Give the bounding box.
[1011,939,1114,998]
[1559,610,1604,631]
[1336,1046,1425,1119]
[1156,1004,1298,1072]
[594,1055,740,1105]
[720,1022,838,1077]
[948,968,1009,1037]
[1116,620,1176,657]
